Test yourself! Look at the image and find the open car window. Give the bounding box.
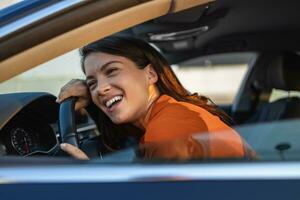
[2,1,300,198]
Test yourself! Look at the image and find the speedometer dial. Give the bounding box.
[10,127,37,156]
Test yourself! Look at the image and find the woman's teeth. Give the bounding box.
[106,95,123,108]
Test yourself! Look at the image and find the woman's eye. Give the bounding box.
[106,68,118,76]
[87,80,96,89]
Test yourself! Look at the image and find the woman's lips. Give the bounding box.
[105,95,123,108]
[107,97,123,112]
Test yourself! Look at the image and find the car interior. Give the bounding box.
[1,0,300,161]
[239,52,300,124]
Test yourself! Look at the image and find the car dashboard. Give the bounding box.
[0,93,59,156]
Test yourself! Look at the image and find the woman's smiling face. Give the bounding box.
[84,52,158,126]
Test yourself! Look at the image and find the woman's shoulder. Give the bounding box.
[143,95,208,143]
[150,94,214,119]
[148,94,234,133]
[142,95,247,159]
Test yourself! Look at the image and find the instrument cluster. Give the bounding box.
[0,111,58,156]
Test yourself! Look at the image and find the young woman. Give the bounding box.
[57,36,252,160]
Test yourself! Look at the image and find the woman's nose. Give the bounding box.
[96,81,111,95]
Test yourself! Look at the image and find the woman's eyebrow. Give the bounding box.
[86,60,123,81]
[85,76,93,81]
[98,60,123,73]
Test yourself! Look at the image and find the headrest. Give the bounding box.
[266,52,300,91]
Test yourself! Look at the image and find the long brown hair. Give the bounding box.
[80,36,233,151]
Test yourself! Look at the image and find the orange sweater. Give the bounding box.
[140,95,251,160]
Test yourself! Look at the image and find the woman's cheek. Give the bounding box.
[91,93,101,108]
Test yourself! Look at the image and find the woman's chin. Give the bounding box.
[109,116,126,124]
[110,114,137,125]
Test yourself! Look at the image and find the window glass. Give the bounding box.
[0,50,84,96]
[173,53,253,104]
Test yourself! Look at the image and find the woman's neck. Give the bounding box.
[133,85,160,130]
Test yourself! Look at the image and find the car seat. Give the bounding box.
[248,52,300,123]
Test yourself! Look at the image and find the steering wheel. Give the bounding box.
[58,97,79,147]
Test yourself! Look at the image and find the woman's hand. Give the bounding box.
[56,79,91,111]
[60,143,89,160]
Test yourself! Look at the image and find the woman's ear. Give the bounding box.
[145,64,158,84]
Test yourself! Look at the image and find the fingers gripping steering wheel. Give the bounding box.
[59,97,79,148]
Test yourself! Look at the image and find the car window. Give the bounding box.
[0,49,84,96]
[174,53,253,105]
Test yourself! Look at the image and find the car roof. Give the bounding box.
[126,0,300,62]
